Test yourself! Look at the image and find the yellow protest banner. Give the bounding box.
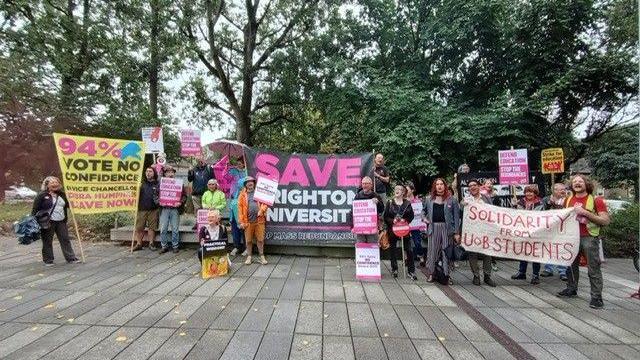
[541,148,564,174]
[53,133,145,214]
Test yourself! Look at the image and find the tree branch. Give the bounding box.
[252,114,289,131]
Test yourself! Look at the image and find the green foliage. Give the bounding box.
[587,124,639,199]
[76,212,134,241]
[601,203,639,258]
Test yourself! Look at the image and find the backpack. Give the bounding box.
[433,250,450,285]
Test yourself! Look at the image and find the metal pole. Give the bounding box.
[400,236,407,278]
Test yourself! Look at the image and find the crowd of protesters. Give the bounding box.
[32,151,610,309]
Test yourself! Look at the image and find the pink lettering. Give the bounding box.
[255,154,280,180]
[307,157,336,187]
[337,158,361,187]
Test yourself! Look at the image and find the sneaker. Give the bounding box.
[245,256,252,265]
[531,276,540,285]
[557,288,577,297]
[67,258,81,264]
[259,255,268,265]
[419,258,426,268]
[408,272,418,281]
[132,244,143,252]
[173,248,179,254]
[426,275,434,283]
[392,270,398,278]
[241,250,248,257]
[472,275,481,286]
[230,248,238,256]
[159,248,170,254]
[149,242,158,250]
[484,275,497,287]
[511,272,526,280]
[491,263,499,272]
[589,298,604,309]
[44,261,54,266]
[540,270,553,277]
[560,274,568,281]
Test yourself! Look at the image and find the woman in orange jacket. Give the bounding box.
[237,176,270,265]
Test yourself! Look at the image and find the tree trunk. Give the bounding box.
[236,113,252,145]
[149,0,159,123]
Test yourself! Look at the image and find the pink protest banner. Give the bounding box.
[253,175,278,206]
[159,177,183,207]
[352,199,378,235]
[499,148,529,185]
[355,242,381,281]
[461,201,580,266]
[180,129,202,156]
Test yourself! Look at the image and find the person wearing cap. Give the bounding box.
[238,176,269,265]
[159,165,187,253]
[201,179,227,211]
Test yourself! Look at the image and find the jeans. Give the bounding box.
[565,236,603,300]
[41,221,76,263]
[544,263,567,275]
[410,230,424,258]
[159,208,180,249]
[519,261,541,276]
[230,218,245,251]
[389,234,415,273]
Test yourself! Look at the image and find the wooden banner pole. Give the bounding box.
[70,210,86,263]
[130,210,139,253]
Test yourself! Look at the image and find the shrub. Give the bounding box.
[75,212,134,242]
[601,202,639,258]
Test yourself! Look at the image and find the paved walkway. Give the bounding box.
[0,238,639,360]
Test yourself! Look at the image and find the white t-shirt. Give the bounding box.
[50,195,66,221]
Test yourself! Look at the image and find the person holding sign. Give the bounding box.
[133,167,160,251]
[197,209,228,262]
[540,183,568,280]
[384,184,416,280]
[510,185,544,284]
[159,165,187,254]
[202,179,227,211]
[557,175,610,309]
[405,183,425,266]
[353,176,385,243]
[461,179,496,287]
[238,176,270,265]
[423,178,460,283]
[31,176,80,265]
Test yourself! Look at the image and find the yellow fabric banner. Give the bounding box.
[53,133,145,214]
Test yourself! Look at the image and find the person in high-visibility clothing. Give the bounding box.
[557,174,610,309]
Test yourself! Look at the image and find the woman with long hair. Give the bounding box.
[423,178,460,283]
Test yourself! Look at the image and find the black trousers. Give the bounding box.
[389,235,415,273]
[41,221,76,263]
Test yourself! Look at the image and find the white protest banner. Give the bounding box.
[159,177,183,207]
[461,202,580,266]
[141,127,164,154]
[253,175,278,206]
[180,129,202,156]
[352,199,378,234]
[409,201,427,231]
[355,242,381,281]
[499,148,529,185]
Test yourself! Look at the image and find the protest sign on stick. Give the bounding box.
[461,202,580,266]
[180,129,202,157]
[141,127,164,154]
[53,133,146,259]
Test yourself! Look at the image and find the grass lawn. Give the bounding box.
[0,202,32,223]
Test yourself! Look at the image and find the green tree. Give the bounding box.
[587,124,639,200]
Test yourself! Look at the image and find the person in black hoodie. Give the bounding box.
[384,184,416,279]
[188,157,214,213]
[352,176,384,243]
[133,167,160,251]
[31,176,79,265]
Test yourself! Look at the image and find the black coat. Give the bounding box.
[383,198,415,240]
[31,191,70,222]
[198,224,228,243]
